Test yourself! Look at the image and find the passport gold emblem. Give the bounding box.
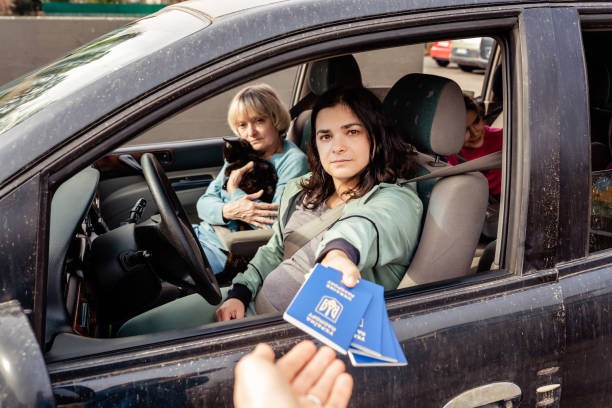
[316,296,343,323]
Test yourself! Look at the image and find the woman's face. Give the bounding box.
[315,103,371,191]
[235,111,282,159]
[464,109,486,149]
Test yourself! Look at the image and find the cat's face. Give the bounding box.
[223,138,255,163]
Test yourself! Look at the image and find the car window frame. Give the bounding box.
[42,12,524,359]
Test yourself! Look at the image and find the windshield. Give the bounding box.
[0,9,209,134]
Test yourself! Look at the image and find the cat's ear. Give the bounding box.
[223,137,233,149]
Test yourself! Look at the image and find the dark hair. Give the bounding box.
[301,87,415,208]
[464,94,482,117]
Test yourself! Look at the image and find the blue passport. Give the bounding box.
[283,264,373,354]
[348,313,407,366]
[349,279,384,357]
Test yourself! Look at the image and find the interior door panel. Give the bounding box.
[97,138,225,228]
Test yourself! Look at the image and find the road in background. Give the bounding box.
[423,56,485,96]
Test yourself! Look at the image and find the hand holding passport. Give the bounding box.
[283,264,407,367]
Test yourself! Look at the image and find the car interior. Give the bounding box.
[44,35,506,360]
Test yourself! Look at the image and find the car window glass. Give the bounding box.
[128,66,299,146]
[591,170,612,252]
[583,31,612,253]
[0,10,207,135]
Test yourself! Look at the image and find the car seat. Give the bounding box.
[382,73,489,288]
[287,54,363,151]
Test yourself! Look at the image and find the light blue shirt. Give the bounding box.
[196,139,308,248]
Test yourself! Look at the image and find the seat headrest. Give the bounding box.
[308,55,362,96]
[383,73,465,156]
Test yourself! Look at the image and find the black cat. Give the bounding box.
[216,138,278,284]
[222,138,278,202]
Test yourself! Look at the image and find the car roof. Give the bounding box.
[0,0,598,187]
[179,0,292,20]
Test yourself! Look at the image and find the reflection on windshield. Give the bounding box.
[0,10,208,134]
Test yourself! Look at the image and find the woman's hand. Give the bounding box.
[216,298,246,321]
[226,161,254,196]
[234,341,353,408]
[222,191,279,228]
[320,249,361,288]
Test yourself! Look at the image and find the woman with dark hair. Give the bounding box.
[118,87,422,335]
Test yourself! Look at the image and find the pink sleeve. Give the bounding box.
[485,126,503,151]
[447,154,459,166]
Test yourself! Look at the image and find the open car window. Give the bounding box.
[46,33,507,357]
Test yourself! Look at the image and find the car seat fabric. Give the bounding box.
[383,73,489,288]
[287,55,362,152]
[383,73,466,214]
[383,73,465,157]
[308,55,362,96]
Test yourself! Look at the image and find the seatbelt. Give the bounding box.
[283,202,345,260]
[283,150,502,259]
[399,151,501,184]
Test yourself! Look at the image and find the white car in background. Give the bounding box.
[450,37,494,72]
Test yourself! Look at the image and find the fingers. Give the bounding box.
[254,202,279,210]
[250,221,271,229]
[242,192,280,212]
[215,307,230,322]
[341,267,360,288]
[250,343,275,362]
[234,343,298,408]
[245,189,265,200]
[253,215,277,224]
[307,359,346,405]
[324,373,353,408]
[320,250,361,287]
[289,346,337,395]
[215,299,245,321]
[238,161,255,173]
[276,340,317,381]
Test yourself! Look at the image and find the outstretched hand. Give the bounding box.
[222,189,279,228]
[320,249,361,288]
[234,341,353,408]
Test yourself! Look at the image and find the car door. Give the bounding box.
[41,4,580,407]
[556,14,612,406]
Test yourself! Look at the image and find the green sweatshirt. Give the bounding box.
[229,174,423,303]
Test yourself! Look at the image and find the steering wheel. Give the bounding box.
[140,153,222,305]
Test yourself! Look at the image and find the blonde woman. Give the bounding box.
[195,84,308,274]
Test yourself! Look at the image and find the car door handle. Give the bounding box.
[443,382,521,408]
[118,154,143,174]
[171,175,213,191]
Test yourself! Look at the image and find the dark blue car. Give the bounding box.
[1,0,612,406]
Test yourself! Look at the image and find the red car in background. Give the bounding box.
[430,40,452,66]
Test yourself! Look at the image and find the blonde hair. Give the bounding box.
[227,84,291,136]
